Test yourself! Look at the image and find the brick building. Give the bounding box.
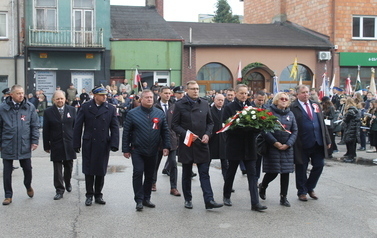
[243,0,377,90]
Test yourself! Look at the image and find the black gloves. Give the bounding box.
[74,148,80,153]
[110,147,118,152]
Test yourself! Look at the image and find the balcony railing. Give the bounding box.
[28,27,104,47]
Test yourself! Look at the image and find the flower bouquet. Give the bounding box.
[217,106,282,134]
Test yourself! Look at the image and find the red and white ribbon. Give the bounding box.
[152,118,159,129]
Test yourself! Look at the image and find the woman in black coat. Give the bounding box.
[259,92,298,207]
[342,98,361,163]
[321,96,337,158]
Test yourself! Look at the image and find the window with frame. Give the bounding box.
[353,16,377,39]
[0,13,7,38]
[35,0,57,30]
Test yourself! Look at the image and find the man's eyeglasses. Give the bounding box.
[280,98,289,102]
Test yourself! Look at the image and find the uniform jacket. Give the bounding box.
[122,105,170,156]
[209,105,226,159]
[172,95,214,164]
[263,105,298,173]
[0,96,39,160]
[154,100,178,150]
[290,100,331,163]
[43,104,77,161]
[222,98,258,161]
[73,100,119,176]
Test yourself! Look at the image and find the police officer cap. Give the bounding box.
[173,86,184,93]
[92,86,107,95]
[333,87,343,92]
[2,88,10,94]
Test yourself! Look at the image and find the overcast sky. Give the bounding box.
[110,0,244,22]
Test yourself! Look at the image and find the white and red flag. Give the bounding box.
[184,130,195,147]
[236,61,242,82]
[133,68,141,88]
[345,75,353,95]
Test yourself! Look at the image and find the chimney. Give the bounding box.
[146,0,164,17]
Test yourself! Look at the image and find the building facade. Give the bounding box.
[244,0,377,90]
[0,0,24,92]
[24,0,111,103]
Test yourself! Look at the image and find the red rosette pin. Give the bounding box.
[152,118,159,129]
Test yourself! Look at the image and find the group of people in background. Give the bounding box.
[1,79,370,213]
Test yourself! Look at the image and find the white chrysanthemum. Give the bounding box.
[236,118,240,123]
[252,115,257,120]
[251,110,256,114]
[245,106,251,111]
[242,110,247,115]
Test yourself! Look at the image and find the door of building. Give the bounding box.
[71,72,94,95]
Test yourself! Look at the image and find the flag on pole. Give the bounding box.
[133,68,141,88]
[370,68,376,95]
[298,75,303,85]
[273,75,279,94]
[329,73,335,97]
[311,74,315,89]
[184,130,195,147]
[318,72,328,100]
[345,75,353,95]
[290,57,298,80]
[236,61,242,82]
[355,66,362,94]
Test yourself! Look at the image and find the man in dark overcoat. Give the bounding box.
[290,85,331,201]
[172,80,223,210]
[73,86,119,206]
[222,84,267,211]
[43,90,76,200]
[209,94,227,180]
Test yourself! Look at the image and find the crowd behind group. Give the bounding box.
[0,79,370,212]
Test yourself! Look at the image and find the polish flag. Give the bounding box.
[236,61,242,82]
[133,68,141,88]
[184,130,194,147]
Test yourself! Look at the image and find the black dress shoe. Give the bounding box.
[251,203,267,211]
[280,196,290,207]
[53,193,63,200]
[205,200,223,209]
[66,185,72,192]
[136,202,143,211]
[85,197,92,206]
[258,184,266,200]
[184,200,193,209]
[142,200,155,208]
[191,172,197,178]
[223,197,232,206]
[95,197,106,205]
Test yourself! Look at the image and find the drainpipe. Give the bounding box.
[188,27,192,69]
[14,0,20,85]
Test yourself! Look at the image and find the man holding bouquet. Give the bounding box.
[222,84,267,211]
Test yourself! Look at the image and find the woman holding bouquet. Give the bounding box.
[259,92,298,207]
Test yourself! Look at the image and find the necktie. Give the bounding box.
[304,102,313,120]
[163,104,168,115]
[14,103,20,110]
[58,108,64,118]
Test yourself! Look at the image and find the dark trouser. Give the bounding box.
[239,160,246,172]
[345,140,357,158]
[359,129,366,148]
[255,155,262,180]
[131,153,157,203]
[53,160,73,194]
[261,173,289,196]
[220,159,229,181]
[224,160,259,205]
[182,162,214,204]
[152,150,178,189]
[85,175,104,199]
[3,159,32,198]
[295,144,325,196]
[328,128,335,155]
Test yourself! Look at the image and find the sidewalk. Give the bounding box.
[329,136,377,165]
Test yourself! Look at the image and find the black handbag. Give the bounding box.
[256,133,267,156]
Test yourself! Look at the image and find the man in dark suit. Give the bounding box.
[209,94,227,180]
[290,85,331,201]
[222,84,267,211]
[172,80,223,210]
[224,88,235,106]
[43,90,76,200]
[151,86,180,196]
[73,86,119,206]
